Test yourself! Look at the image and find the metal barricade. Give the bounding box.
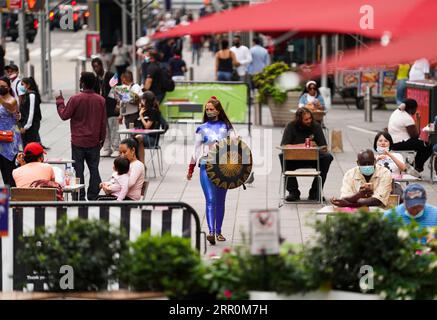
[0,201,203,292]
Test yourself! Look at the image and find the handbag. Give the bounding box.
[0,130,13,143]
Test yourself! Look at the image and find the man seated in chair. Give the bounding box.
[331,149,393,208]
[279,107,334,201]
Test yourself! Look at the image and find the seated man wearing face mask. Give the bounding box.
[331,149,393,208]
[384,184,437,244]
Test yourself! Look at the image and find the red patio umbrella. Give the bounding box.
[310,26,437,76]
[153,0,437,40]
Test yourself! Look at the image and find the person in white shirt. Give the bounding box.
[373,131,406,176]
[230,35,252,81]
[109,41,131,76]
[388,99,432,173]
[409,58,430,81]
[4,63,24,104]
[116,70,142,128]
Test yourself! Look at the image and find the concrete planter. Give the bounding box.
[249,290,381,300]
[267,91,301,127]
[0,290,167,300]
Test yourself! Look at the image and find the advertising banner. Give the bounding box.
[161,82,249,123]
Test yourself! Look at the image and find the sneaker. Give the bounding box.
[100,150,112,157]
[110,151,120,158]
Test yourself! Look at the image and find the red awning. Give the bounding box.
[153,0,437,40]
[311,26,437,76]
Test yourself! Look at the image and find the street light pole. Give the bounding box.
[45,0,53,99]
[122,0,127,46]
[40,9,47,96]
[18,7,27,77]
[131,0,137,83]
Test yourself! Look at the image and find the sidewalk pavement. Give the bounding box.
[30,45,437,254]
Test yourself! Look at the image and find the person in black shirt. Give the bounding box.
[92,57,120,157]
[143,50,164,103]
[19,77,42,147]
[135,91,162,165]
[168,50,187,81]
[279,107,334,201]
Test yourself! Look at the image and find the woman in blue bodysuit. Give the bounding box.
[187,96,236,245]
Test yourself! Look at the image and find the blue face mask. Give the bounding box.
[359,165,375,176]
[144,56,150,63]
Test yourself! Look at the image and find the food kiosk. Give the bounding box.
[405,80,437,141]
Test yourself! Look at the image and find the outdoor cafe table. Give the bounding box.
[317,205,383,215]
[63,184,85,201]
[44,158,75,169]
[118,128,165,138]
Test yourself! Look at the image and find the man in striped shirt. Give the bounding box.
[384,184,437,244]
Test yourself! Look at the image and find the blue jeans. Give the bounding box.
[217,71,232,81]
[396,79,407,105]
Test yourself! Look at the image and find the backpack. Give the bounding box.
[29,179,64,201]
[159,65,175,92]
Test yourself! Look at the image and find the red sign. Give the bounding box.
[9,0,22,9]
[406,87,430,141]
[85,32,100,58]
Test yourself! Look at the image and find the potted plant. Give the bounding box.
[304,210,437,299]
[253,62,303,127]
[17,217,128,294]
[119,231,210,299]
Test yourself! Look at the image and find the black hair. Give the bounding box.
[24,152,42,164]
[0,76,13,96]
[120,138,139,160]
[149,50,161,61]
[253,37,262,46]
[373,131,394,151]
[114,156,130,175]
[142,90,160,113]
[221,39,229,50]
[293,107,313,127]
[21,77,41,102]
[202,97,233,130]
[80,72,97,90]
[91,57,103,67]
[404,98,418,115]
[233,35,241,40]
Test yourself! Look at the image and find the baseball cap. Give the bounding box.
[4,63,19,72]
[403,184,426,208]
[23,142,46,156]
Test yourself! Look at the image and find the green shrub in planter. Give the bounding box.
[205,244,318,300]
[304,210,436,299]
[17,217,127,291]
[253,62,298,104]
[120,231,207,299]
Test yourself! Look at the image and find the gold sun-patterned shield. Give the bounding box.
[205,137,253,189]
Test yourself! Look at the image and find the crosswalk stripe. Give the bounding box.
[64,49,83,59]
[50,48,65,57]
[29,48,41,57]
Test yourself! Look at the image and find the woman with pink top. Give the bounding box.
[101,138,145,200]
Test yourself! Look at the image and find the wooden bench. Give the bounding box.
[10,188,57,201]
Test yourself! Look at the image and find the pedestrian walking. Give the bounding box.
[187,96,236,245]
[109,40,131,77]
[248,37,270,86]
[19,77,42,147]
[0,76,21,186]
[215,39,239,81]
[230,35,252,82]
[191,35,202,66]
[92,57,120,158]
[143,50,165,103]
[55,72,107,200]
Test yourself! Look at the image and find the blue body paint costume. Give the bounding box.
[191,120,233,234]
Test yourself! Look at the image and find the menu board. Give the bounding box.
[381,69,397,98]
[359,70,380,96]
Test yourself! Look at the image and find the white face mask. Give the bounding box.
[376,146,389,154]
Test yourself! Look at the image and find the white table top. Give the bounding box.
[45,159,75,165]
[63,184,85,192]
[118,129,164,135]
[393,174,421,182]
[164,101,202,106]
